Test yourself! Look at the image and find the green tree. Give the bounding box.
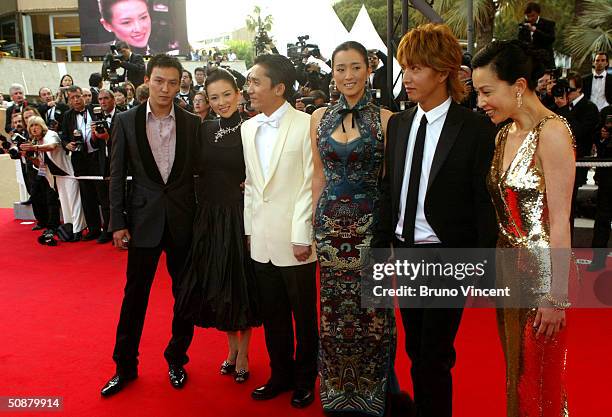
[564,0,612,68]
[225,39,255,68]
[246,5,273,33]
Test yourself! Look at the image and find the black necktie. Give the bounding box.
[402,114,428,244]
[594,75,604,79]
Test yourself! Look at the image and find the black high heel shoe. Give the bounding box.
[234,368,250,383]
[220,360,236,375]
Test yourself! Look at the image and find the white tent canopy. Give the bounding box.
[271,0,350,60]
[349,5,403,98]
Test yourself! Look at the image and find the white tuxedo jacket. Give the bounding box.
[242,105,316,266]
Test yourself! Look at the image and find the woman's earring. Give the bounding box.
[516,91,523,108]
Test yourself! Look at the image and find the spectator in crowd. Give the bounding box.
[583,51,611,112]
[89,72,103,105]
[459,65,478,110]
[113,87,128,112]
[89,88,119,244]
[57,74,74,104]
[517,2,556,69]
[368,49,394,109]
[4,83,27,131]
[116,40,146,88]
[123,82,137,108]
[38,87,69,132]
[193,91,214,121]
[176,69,195,111]
[0,91,9,108]
[228,50,237,62]
[82,88,93,106]
[61,85,105,241]
[194,67,206,92]
[135,83,149,104]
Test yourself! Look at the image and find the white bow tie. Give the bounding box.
[256,116,279,129]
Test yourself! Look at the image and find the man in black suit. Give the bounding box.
[89,89,120,244]
[582,52,611,112]
[368,49,395,110]
[101,54,199,397]
[175,69,195,112]
[88,72,103,105]
[4,83,28,132]
[374,25,497,417]
[38,87,69,132]
[61,86,105,241]
[517,2,556,69]
[116,41,146,88]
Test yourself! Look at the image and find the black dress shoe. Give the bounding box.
[82,230,101,241]
[291,389,314,408]
[251,383,293,401]
[169,365,187,388]
[100,373,137,397]
[96,232,113,244]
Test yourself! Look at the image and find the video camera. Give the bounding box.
[101,45,123,88]
[287,35,320,66]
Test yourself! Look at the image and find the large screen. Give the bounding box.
[78,0,189,57]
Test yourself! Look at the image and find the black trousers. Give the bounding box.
[31,174,60,230]
[253,260,318,390]
[591,172,612,263]
[395,239,464,417]
[94,179,110,233]
[112,223,194,375]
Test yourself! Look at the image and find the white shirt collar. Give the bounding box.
[146,99,175,120]
[593,69,607,78]
[256,101,290,124]
[416,96,452,125]
[571,94,584,107]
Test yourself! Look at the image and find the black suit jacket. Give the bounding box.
[60,104,99,176]
[374,102,498,249]
[90,108,121,177]
[4,102,27,131]
[119,53,146,87]
[38,102,69,129]
[518,17,555,67]
[109,103,199,248]
[568,96,600,158]
[582,73,612,107]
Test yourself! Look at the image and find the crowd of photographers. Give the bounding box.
[0,7,611,251]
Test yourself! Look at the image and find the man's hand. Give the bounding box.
[66,142,77,151]
[47,100,56,107]
[113,229,131,250]
[91,124,110,141]
[293,244,312,262]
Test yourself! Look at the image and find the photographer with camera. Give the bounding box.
[114,41,146,88]
[18,116,61,244]
[38,87,69,132]
[61,85,105,241]
[517,2,556,69]
[89,89,120,244]
[295,90,327,114]
[89,73,103,105]
[175,69,195,111]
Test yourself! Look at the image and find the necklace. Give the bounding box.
[214,118,242,142]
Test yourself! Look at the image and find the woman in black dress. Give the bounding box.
[175,68,260,383]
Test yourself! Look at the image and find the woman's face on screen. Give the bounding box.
[101,0,152,49]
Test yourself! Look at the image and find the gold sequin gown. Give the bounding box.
[486,115,574,417]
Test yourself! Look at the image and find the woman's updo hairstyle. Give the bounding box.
[205,68,239,93]
[472,40,546,91]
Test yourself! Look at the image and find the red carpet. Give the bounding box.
[1,208,610,416]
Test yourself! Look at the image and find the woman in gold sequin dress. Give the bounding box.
[472,40,575,417]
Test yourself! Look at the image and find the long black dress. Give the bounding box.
[175,111,260,331]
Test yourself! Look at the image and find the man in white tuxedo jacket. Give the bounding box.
[242,54,318,409]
